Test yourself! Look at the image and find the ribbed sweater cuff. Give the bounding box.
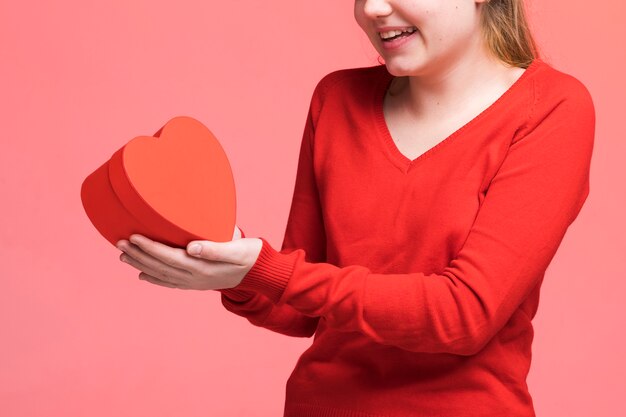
[227,237,297,304]
[217,226,255,302]
[218,288,256,302]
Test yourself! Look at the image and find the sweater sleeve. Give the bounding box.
[216,81,327,338]
[229,81,596,355]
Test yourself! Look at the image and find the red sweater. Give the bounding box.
[219,58,595,417]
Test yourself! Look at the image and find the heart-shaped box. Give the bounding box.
[81,116,236,248]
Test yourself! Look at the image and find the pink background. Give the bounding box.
[1,1,624,416]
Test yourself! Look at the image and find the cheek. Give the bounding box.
[353,2,365,25]
[353,16,377,47]
[418,1,470,39]
[423,17,471,51]
[353,11,365,32]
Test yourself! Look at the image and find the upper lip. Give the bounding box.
[375,26,417,33]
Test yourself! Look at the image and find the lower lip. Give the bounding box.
[380,30,418,51]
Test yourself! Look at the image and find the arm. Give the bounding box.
[230,81,596,355]
[217,81,327,338]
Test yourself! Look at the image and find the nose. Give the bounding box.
[360,0,393,19]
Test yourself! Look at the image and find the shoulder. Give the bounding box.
[516,59,596,142]
[530,59,595,117]
[315,64,385,91]
[309,64,387,108]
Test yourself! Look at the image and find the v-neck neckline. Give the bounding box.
[371,59,541,174]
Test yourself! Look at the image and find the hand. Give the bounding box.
[115,226,262,290]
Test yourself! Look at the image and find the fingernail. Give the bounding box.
[188,244,201,255]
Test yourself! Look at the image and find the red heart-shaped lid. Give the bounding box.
[81,116,236,248]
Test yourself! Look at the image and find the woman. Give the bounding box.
[116,1,595,416]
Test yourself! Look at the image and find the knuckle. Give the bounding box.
[172,252,188,267]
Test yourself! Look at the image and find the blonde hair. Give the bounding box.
[375,0,541,69]
[480,0,540,68]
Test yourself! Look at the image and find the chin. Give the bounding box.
[383,59,425,77]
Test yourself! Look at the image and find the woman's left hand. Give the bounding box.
[116,234,263,290]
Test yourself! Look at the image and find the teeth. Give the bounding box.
[380,27,417,40]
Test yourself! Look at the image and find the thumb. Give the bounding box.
[186,240,242,263]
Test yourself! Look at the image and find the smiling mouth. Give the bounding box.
[379,27,418,42]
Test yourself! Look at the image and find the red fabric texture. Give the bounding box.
[219,58,595,417]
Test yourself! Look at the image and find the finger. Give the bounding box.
[138,272,184,289]
[117,239,192,278]
[119,251,187,285]
[186,239,245,265]
[127,234,190,270]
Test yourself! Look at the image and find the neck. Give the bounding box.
[389,45,515,120]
